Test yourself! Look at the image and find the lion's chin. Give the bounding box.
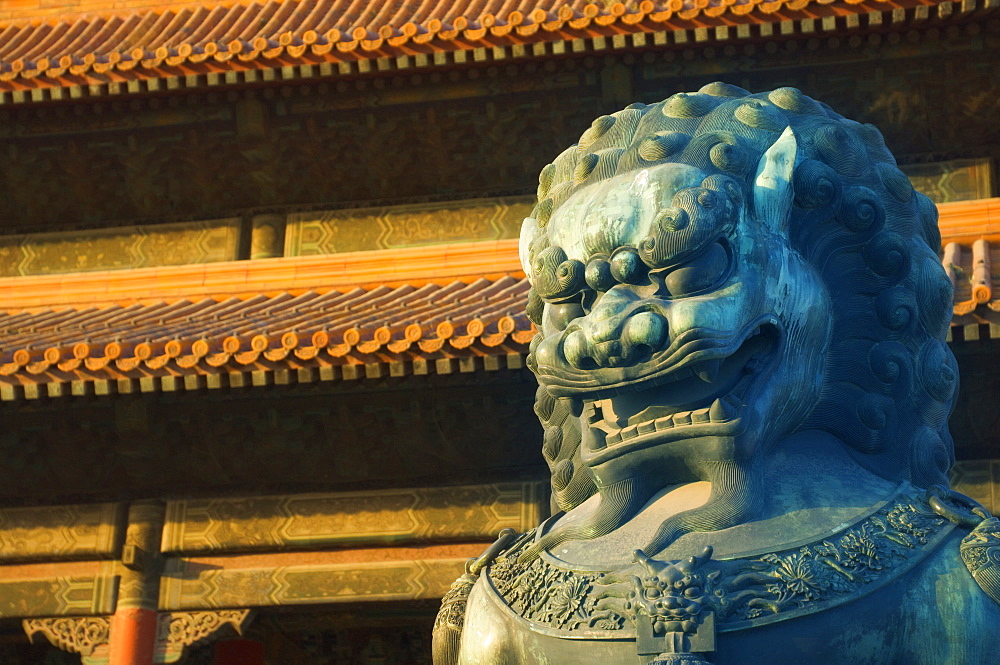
[578,322,778,466]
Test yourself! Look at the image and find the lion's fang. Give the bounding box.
[709,397,736,422]
[695,359,722,383]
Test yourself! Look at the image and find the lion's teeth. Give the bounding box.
[691,407,710,423]
[709,397,736,422]
[589,430,607,451]
[695,359,722,383]
[638,421,656,434]
[607,431,622,445]
[654,416,673,430]
[673,411,692,426]
[620,425,638,440]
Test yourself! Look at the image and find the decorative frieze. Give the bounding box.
[284,197,534,256]
[155,610,253,664]
[951,459,1000,515]
[22,616,110,659]
[159,551,476,611]
[0,561,117,617]
[0,502,122,562]
[22,610,252,665]
[901,159,994,204]
[0,220,240,277]
[161,482,547,554]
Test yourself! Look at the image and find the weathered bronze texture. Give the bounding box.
[436,84,1000,664]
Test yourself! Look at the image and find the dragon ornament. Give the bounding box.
[433,84,1000,664]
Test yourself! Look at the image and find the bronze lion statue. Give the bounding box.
[433,84,1000,664]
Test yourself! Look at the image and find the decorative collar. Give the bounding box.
[484,484,959,640]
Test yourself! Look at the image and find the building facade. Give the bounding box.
[0,1,997,662]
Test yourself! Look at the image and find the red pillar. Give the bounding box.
[109,608,159,665]
[108,501,165,665]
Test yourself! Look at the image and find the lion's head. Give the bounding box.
[521,83,958,557]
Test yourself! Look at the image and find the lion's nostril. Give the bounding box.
[533,334,563,369]
[563,330,592,369]
[623,312,668,356]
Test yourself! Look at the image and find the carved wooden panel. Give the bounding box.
[159,552,473,611]
[0,503,122,562]
[951,459,1000,515]
[22,616,110,660]
[0,220,239,277]
[901,159,994,204]
[21,610,251,665]
[161,482,546,554]
[0,561,117,617]
[155,610,252,664]
[284,197,534,256]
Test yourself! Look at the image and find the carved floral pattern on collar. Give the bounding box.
[485,486,961,637]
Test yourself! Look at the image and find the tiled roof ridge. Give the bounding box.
[0,275,536,397]
[0,0,951,94]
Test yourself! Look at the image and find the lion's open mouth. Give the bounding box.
[579,321,779,462]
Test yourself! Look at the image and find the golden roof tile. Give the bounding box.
[0,276,535,393]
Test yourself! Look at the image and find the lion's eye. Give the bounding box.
[547,301,586,330]
[663,241,730,298]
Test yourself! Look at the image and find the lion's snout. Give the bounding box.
[561,293,669,369]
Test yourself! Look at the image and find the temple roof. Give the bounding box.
[0,0,954,101]
[0,275,534,399]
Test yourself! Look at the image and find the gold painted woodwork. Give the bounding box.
[284,197,535,256]
[23,616,110,661]
[155,609,252,664]
[118,501,165,611]
[22,610,252,665]
[161,481,547,554]
[951,459,1000,515]
[0,159,985,280]
[249,215,286,260]
[0,502,122,562]
[0,220,240,277]
[159,553,476,611]
[0,561,117,617]
[901,159,994,205]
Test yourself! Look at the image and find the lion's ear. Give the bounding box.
[519,217,538,278]
[753,126,797,234]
